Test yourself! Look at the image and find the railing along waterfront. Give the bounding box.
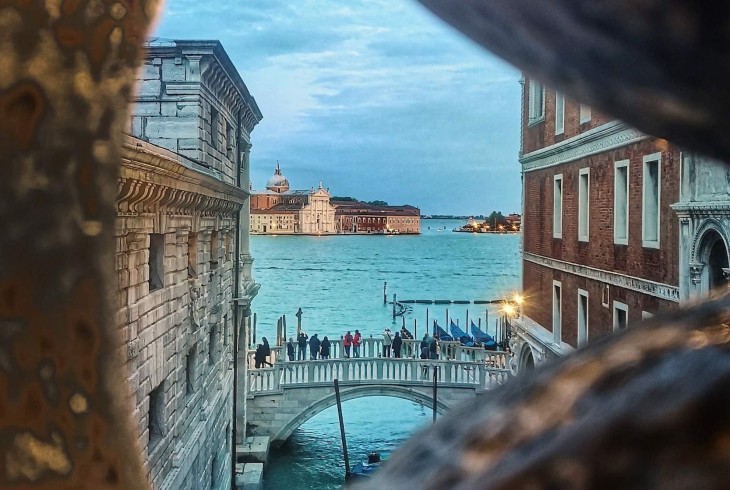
[247,338,508,369]
[247,357,511,395]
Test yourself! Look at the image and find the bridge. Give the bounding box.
[244,338,511,445]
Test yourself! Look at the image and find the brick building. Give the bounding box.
[333,201,421,234]
[511,76,681,372]
[124,39,261,488]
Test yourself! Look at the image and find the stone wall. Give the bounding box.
[117,136,248,489]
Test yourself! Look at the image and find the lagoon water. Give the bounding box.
[250,219,521,489]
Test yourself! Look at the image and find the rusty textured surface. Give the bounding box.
[418,0,730,163]
[365,297,730,489]
[0,1,158,488]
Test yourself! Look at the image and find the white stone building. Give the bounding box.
[124,39,261,489]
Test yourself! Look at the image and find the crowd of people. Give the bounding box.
[253,326,445,366]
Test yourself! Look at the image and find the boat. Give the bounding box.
[449,320,473,345]
[433,321,453,341]
[452,217,482,233]
[471,321,498,350]
[350,452,383,479]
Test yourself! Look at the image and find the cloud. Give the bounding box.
[155,0,522,215]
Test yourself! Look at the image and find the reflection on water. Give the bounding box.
[264,397,431,490]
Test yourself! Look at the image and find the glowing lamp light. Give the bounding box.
[502,303,516,317]
[513,293,524,306]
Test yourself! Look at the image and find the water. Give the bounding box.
[250,219,520,489]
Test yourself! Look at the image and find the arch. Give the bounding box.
[691,218,729,264]
[272,385,453,444]
[694,222,730,294]
[518,343,535,371]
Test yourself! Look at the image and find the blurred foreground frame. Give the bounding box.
[1,1,730,489]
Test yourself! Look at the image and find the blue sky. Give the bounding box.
[155,1,521,215]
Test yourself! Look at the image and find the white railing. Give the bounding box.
[247,357,510,395]
[247,338,509,368]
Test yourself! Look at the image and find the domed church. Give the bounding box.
[250,163,336,235]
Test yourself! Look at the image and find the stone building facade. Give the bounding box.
[512,76,681,373]
[123,39,262,489]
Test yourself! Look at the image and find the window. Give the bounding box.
[528,79,544,122]
[578,289,589,347]
[642,311,655,320]
[210,230,219,269]
[149,233,164,291]
[552,281,562,345]
[578,168,590,241]
[223,314,229,346]
[642,153,661,248]
[185,346,196,396]
[210,107,219,149]
[614,160,629,245]
[555,91,565,135]
[208,324,218,366]
[211,452,219,488]
[188,232,198,278]
[553,174,563,238]
[148,382,165,453]
[579,104,591,124]
[613,301,628,332]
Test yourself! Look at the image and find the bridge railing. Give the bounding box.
[247,338,509,368]
[247,358,510,395]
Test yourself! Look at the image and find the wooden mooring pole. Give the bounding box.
[334,379,351,480]
[296,307,302,337]
[414,318,417,345]
[383,281,387,305]
[392,293,397,320]
[253,312,257,346]
[282,314,287,345]
[426,308,429,335]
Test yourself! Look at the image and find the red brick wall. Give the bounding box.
[523,261,677,348]
[523,138,680,286]
[522,79,613,155]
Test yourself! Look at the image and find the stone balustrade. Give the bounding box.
[247,357,510,395]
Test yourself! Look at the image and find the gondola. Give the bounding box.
[433,321,453,341]
[471,321,498,350]
[349,452,383,480]
[450,320,473,345]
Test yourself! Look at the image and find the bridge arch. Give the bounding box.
[273,385,451,444]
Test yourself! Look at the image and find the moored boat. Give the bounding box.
[349,452,383,480]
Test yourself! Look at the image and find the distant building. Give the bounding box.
[126,39,262,489]
[333,201,420,234]
[250,164,336,234]
[512,75,681,373]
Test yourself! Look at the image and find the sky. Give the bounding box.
[154,1,522,216]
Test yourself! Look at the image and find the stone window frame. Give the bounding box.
[149,233,165,291]
[527,78,545,125]
[577,288,589,347]
[555,91,565,135]
[553,173,563,239]
[579,104,592,124]
[210,106,220,150]
[642,152,662,249]
[552,280,562,345]
[614,159,630,245]
[185,345,197,397]
[613,300,628,332]
[148,381,166,453]
[578,167,590,242]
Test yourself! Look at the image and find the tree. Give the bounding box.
[367,200,389,206]
[331,196,358,202]
[486,211,507,226]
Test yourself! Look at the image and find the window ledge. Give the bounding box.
[614,237,628,246]
[578,236,589,243]
[527,115,545,127]
[642,240,660,249]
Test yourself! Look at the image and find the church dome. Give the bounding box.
[266,162,290,192]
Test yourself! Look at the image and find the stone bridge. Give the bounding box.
[245,353,511,446]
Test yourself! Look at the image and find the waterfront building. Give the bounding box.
[511,76,681,372]
[125,39,262,488]
[333,200,421,234]
[673,155,730,300]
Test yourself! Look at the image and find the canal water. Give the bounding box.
[250,219,520,489]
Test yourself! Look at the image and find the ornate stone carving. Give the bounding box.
[690,263,705,285]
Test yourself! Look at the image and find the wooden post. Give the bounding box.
[478,317,481,329]
[383,281,387,305]
[276,317,282,347]
[296,307,302,337]
[392,293,397,320]
[466,309,469,328]
[414,319,418,345]
[283,314,287,345]
[253,312,257,346]
[485,309,489,334]
[432,365,438,423]
[445,308,449,328]
[334,379,351,480]
[402,316,406,329]
[426,308,429,336]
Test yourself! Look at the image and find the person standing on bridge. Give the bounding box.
[353,330,361,358]
[382,328,393,357]
[429,334,439,360]
[393,331,403,358]
[320,336,331,359]
[287,337,295,362]
[343,331,353,358]
[309,333,321,360]
[297,332,308,361]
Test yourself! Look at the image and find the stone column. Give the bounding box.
[678,216,691,301]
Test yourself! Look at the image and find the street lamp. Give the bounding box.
[512,293,524,319]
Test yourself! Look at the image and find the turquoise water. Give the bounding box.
[250,219,520,489]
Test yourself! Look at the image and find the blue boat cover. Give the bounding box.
[433,321,453,341]
[471,321,496,346]
[450,320,472,344]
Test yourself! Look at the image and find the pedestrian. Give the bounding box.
[343,330,353,358]
[321,336,331,359]
[420,332,430,353]
[353,330,361,358]
[392,331,403,358]
[286,337,295,361]
[309,333,321,360]
[261,337,273,366]
[254,343,264,369]
[429,333,438,360]
[297,332,308,360]
[420,345,430,378]
[382,328,393,357]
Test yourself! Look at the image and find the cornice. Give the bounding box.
[524,252,680,302]
[520,121,648,172]
[118,135,247,217]
[672,201,730,217]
